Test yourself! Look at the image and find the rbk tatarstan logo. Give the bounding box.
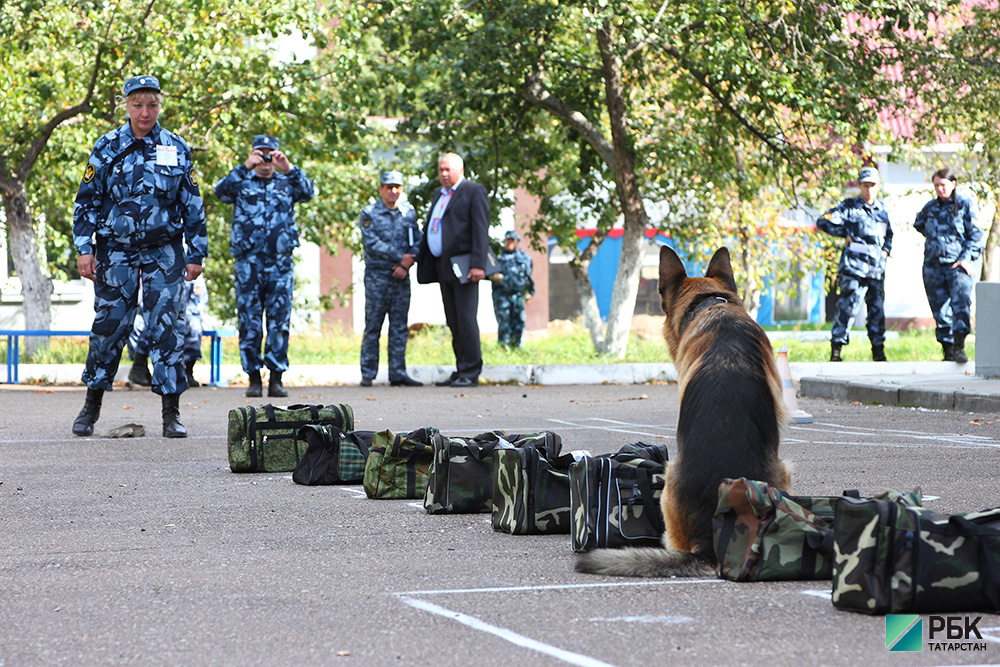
[887,614,923,652]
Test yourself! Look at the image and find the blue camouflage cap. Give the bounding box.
[122,75,160,96]
[858,167,880,184]
[504,230,521,241]
[252,135,279,151]
[380,171,404,186]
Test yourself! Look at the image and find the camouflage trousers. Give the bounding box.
[360,269,411,381]
[492,291,526,348]
[830,274,885,346]
[82,238,187,395]
[130,294,203,362]
[922,263,975,343]
[235,253,294,373]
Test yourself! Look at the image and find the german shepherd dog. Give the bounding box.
[576,246,791,577]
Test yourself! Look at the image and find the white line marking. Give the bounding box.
[407,502,424,510]
[585,615,693,624]
[340,487,367,498]
[396,595,616,667]
[397,579,719,596]
[801,590,832,600]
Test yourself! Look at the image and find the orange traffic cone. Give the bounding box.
[775,345,813,424]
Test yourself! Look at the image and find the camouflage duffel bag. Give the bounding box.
[363,427,439,499]
[492,444,582,535]
[228,403,354,473]
[424,431,563,514]
[833,497,1000,614]
[713,478,922,581]
[569,442,669,552]
[292,425,374,485]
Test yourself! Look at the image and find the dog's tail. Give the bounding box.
[575,547,715,578]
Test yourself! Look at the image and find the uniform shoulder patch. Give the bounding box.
[188,171,199,187]
[362,217,372,229]
[83,164,96,184]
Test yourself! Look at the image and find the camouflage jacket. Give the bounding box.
[359,199,421,271]
[214,164,315,261]
[914,194,983,266]
[73,121,207,264]
[492,248,534,296]
[817,196,892,280]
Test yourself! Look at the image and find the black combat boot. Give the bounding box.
[185,359,200,387]
[268,370,288,398]
[246,370,262,398]
[942,342,955,361]
[128,353,152,387]
[830,342,843,362]
[872,345,887,362]
[72,388,104,436]
[953,335,968,363]
[161,394,187,438]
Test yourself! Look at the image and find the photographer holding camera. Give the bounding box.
[215,135,314,397]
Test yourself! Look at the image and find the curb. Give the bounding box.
[799,376,1000,414]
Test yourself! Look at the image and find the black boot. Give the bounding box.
[128,354,152,387]
[953,335,968,363]
[72,388,104,436]
[161,394,187,438]
[185,359,200,388]
[942,342,955,362]
[872,345,887,362]
[268,370,288,398]
[246,370,262,398]
[830,342,843,362]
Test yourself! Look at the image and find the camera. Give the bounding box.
[261,153,273,163]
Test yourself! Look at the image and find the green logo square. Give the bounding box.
[886,614,922,652]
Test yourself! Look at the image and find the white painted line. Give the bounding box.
[585,615,693,624]
[397,578,720,596]
[407,502,424,510]
[396,594,616,667]
[801,590,832,600]
[339,487,367,498]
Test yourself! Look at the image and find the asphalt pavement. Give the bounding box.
[2,371,999,666]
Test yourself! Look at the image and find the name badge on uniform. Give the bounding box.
[156,145,178,166]
[408,228,414,246]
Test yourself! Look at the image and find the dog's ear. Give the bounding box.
[705,247,738,295]
[658,245,687,295]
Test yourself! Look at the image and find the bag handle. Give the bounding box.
[635,467,665,533]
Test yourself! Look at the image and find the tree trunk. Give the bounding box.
[981,192,1000,282]
[596,23,648,359]
[2,184,53,357]
[567,258,605,350]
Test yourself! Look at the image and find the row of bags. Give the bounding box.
[227,402,667,552]
[228,403,1000,615]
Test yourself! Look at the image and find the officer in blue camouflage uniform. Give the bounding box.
[914,167,984,362]
[817,167,892,362]
[491,230,535,349]
[128,275,207,387]
[358,171,423,386]
[214,135,314,397]
[72,75,207,438]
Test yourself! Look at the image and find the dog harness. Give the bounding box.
[679,295,731,335]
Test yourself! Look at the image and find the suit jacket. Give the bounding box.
[416,178,490,284]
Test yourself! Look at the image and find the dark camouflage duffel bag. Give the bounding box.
[363,427,439,499]
[713,478,922,581]
[424,431,563,514]
[569,442,669,552]
[492,444,581,535]
[228,403,354,473]
[292,425,374,485]
[833,497,1000,614]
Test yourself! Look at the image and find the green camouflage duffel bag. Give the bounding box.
[424,431,563,514]
[292,425,373,485]
[833,497,1000,614]
[492,444,582,535]
[569,442,669,552]
[713,478,922,581]
[363,427,439,499]
[228,403,354,473]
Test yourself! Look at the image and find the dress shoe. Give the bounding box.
[360,377,373,387]
[449,377,477,388]
[390,375,423,387]
[435,373,459,387]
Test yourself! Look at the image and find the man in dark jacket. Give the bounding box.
[817,167,893,361]
[416,153,490,387]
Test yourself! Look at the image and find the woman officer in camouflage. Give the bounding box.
[72,75,208,438]
[914,168,983,363]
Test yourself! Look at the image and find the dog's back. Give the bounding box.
[576,246,789,577]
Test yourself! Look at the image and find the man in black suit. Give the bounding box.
[416,153,490,387]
